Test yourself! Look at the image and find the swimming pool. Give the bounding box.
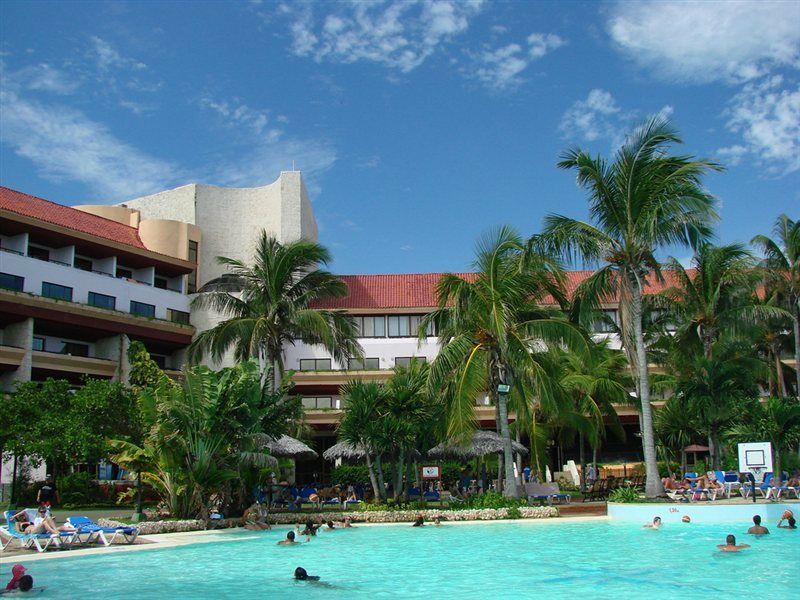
[19,519,798,599]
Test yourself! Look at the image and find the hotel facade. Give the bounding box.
[2,172,660,484]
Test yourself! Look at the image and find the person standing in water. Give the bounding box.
[717,534,750,552]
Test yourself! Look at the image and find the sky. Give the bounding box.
[1,0,798,274]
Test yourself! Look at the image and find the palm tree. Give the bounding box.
[540,116,721,497]
[674,347,761,469]
[424,227,585,497]
[188,231,362,387]
[751,215,800,400]
[338,380,389,501]
[727,397,800,483]
[111,362,285,518]
[659,243,777,359]
[384,360,437,500]
[654,397,701,476]
[558,341,631,489]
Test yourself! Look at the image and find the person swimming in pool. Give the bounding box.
[747,515,769,535]
[301,520,321,536]
[643,516,661,529]
[412,515,425,527]
[278,531,300,545]
[717,534,750,552]
[777,511,796,530]
[294,567,320,581]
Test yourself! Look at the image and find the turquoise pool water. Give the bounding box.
[16,519,798,599]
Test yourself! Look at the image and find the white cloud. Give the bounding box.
[90,36,147,72]
[716,144,748,166]
[199,95,272,136]
[468,32,564,91]
[560,89,625,142]
[723,76,800,174]
[14,63,80,94]
[0,90,180,200]
[283,0,485,73]
[559,89,674,147]
[400,244,413,251]
[607,0,800,84]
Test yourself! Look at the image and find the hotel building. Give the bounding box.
[2,171,673,484]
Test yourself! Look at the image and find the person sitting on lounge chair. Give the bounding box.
[243,502,270,530]
[661,473,687,491]
[11,507,73,536]
[695,471,724,493]
[345,486,357,502]
[747,515,769,535]
[642,516,662,529]
[717,534,749,552]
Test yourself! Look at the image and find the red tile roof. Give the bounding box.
[0,186,147,250]
[314,270,690,310]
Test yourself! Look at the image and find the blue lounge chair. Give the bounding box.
[407,487,422,501]
[423,491,441,501]
[67,516,139,546]
[1,510,66,552]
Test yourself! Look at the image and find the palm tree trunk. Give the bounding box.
[497,391,518,498]
[631,283,663,497]
[592,445,598,483]
[775,349,787,398]
[374,454,386,501]
[793,314,800,402]
[394,451,405,501]
[515,430,523,486]
[579,431,586,492]
[365,453,380,503]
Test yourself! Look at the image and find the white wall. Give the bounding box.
[284,336,441,371]
[0,252,190,320]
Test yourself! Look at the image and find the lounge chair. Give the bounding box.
[526,483,571,505]
[719,471,741,498]
[741,472,773,498]
[66,516,139,546]
[1,510,66,552]
[407,487,421,501]
[423,490,441,502]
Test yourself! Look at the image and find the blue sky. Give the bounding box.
[1,0,798,274]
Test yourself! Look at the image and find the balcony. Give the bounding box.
[0,345,25,370]
[0,250,190,321]
[31,350,118,378]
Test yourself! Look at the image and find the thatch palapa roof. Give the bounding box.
[427,430,528,459]
[323,441,368,461]
[263,435,318,460]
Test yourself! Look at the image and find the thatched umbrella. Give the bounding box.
[427,430,528,460]
[263,435,318,460]
[322,441,422,462]
[323,441,368,462]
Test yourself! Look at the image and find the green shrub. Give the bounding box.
[329,465,371,486]
[506,506,522,519]
[459,491,526,510]
[608,486,640,503]
[59,472,102,506]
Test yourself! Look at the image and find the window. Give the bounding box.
[130,301,156,317]
[32,336,45,352]
[116,267,133,279]
[354,315,386,337]
[0,272,24,291]
[348,357,380,370]
[74,257,92,272]
[301,396,333,409]
[388,315,411,337]
[299,358,332,371]
[154,277,168,290]
[188,240,198,263]
[187,240,199,293]
[591,310,618,333]
[167,308,190,325]
[410,314,436,336]
[42,282,72,301]
[61,342,89,357]
[151,354,167,369]
[27,245,50,261]
[88,292,116,310]
[395,356,427,367]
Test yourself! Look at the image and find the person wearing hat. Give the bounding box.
[4,565,29,592]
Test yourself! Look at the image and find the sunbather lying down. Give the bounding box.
[11,507,74,536]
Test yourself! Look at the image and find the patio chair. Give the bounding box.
[526,482,571,505]
[423,490,441,502]
[67,516,139,546]
[407,487,422,501]
[741,472,773,498]
[719,471,741,498]
[1,510,67,553]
